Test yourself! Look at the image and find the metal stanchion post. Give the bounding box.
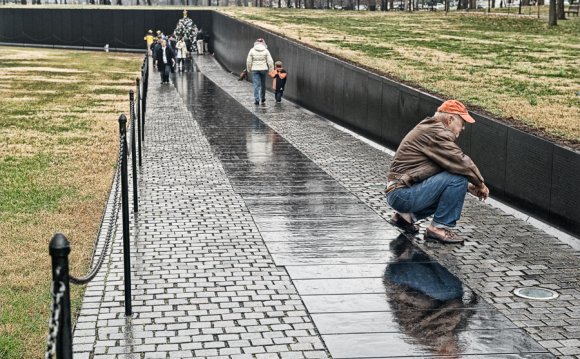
[136,77,142,167]
[118,114,132,317]
[48,233,73,359]
[142,56,148,141]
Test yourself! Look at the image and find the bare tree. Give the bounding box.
[548,0,557,25]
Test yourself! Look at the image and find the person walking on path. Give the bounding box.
[176,38,188,71]
[144,29,154,56]
[168,34,177,56]
[384,100,489,244]
[246,38,274,105]
[269,60,287,103]
[203,30,211,54]
[155,39,175,84]
[152,36,163,67]
[196,29,205,55]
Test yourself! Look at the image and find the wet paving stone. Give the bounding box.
[258,228,397,242]
[311,309,519,334]
[285,263,426,279]
[265,242,395,256]
[323,331,550,358]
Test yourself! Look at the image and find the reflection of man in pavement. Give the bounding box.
[384,235,475,356]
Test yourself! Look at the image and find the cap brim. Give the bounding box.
[460,113,476,123]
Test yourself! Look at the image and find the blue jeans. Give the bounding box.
[386,171,468,228]
[275,89,284,102]
[252,70,267,103]
[160,63,171,83]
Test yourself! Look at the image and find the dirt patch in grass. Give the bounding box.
[221,8,580,149]
[0,46,142,358]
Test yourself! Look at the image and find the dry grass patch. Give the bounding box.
[0,46,141,358]
[221,8,580,147]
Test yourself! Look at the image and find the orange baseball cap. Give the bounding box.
[437,99,475,123]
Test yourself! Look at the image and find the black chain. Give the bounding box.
[70,132,125,285]
[45,279,66,359]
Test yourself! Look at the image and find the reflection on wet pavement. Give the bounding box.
[174,68,553,358]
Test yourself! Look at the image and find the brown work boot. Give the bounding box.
[425,227,464,244]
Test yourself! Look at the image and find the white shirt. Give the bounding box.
[162,46,168,64]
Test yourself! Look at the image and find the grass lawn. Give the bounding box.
[220,8,580,148]
[0,46,142,359]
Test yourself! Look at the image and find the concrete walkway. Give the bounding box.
[71,56,580,358]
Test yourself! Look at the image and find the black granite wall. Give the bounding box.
[0,8,578,235]
[0,8,212,50]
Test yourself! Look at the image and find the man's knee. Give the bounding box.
[446,173,468,192]
[438,171,468,185]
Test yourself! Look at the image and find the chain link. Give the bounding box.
[45,279,66,359]
[70,132,125,285]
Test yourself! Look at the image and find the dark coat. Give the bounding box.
[271,68,287,91]
[155,46,175,71]
[152,42,161,56]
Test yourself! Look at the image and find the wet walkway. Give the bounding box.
[72,56,580,358]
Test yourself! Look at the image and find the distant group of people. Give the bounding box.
[144,27,210,85]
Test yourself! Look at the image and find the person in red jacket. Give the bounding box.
[268,61,288,103]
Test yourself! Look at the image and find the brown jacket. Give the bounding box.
[387,117,484,188]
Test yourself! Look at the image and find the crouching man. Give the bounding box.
[385,100,489,244]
